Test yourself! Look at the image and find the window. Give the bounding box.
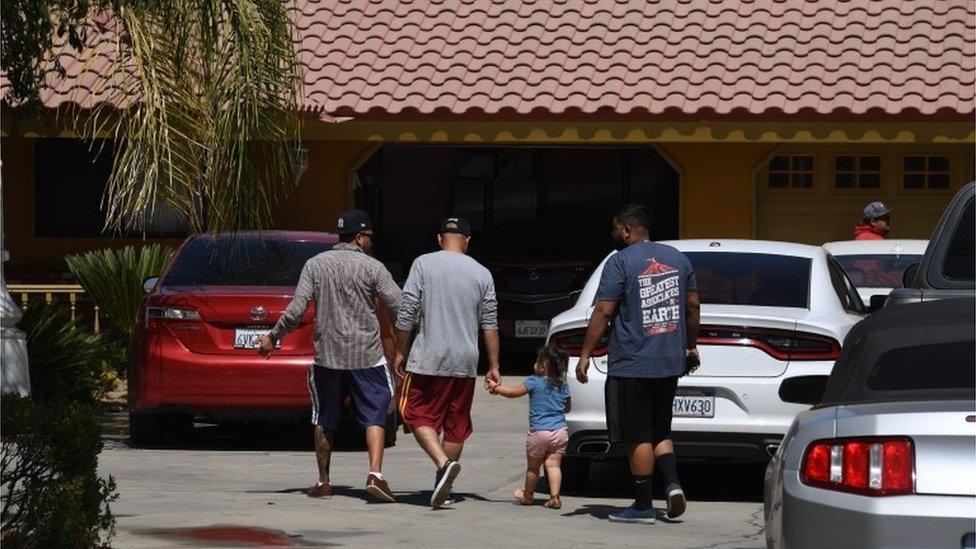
[826,256,865,313]
[684,252,811,308]
[942,198,975,281]
[834,155,882,189]
[768,155,814,189]
[834,254,923,289]
[162,235,334,286]
[866,341,975,393]
[35,139,188,237]
[902,155,951,189]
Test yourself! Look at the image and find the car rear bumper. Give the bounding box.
[567,429,784,461]
[780,475,976,549]
[130,334,313,413]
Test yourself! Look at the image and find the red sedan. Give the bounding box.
[128,231,396,445]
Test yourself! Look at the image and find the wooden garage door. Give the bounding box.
[756,147,973,245]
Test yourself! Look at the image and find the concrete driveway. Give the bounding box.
[99,377,766,548]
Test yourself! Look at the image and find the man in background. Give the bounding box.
[854,201,892,240]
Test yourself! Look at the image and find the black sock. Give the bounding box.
[656,453,680,487]
[632,475,653,510]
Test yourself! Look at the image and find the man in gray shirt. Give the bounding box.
[393,217,500,509]
[257,209,402,503]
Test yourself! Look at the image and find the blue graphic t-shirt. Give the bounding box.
[524,375,570,431]
[595,242,697,378]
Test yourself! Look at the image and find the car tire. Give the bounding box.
[560,456,591,492]
[129,412,190,447]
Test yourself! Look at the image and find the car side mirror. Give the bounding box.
[143,276,159,294]
[902,262,920,288]
[779,376,828,406]
[867,294,888,313]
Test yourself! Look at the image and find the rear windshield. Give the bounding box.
[835,254,923,288]
[867,341,975,393]
[684,252,811,308]
[163,236,333,286]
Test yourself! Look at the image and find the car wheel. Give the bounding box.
[560,456,591,492]
[129,412,190,447]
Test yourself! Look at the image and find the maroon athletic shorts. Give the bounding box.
[399,372,475,444]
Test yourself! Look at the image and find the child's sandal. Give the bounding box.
[513,489,533,505]
[545,496,562,509]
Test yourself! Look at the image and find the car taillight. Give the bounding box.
[698,325,840,361]
[801,438,914,496]
[549,328,610,357]
[146,306,201,327]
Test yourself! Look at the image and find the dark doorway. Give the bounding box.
[356,145,680,370]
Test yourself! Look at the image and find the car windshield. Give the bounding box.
[163,236,333,286]
[684,252,811,308]
[834,254,923,288]
[866,341,975,393]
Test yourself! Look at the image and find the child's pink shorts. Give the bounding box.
[525,426,569,459]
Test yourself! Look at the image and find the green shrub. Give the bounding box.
[1,396,117,548]
[19,301,116,404]
[66,244,174,377]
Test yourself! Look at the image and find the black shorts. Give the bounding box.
[308,364,394,430]
[605,375,679,445]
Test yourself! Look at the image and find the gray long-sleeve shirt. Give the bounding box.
[396,250,498,378]
[270,242,402,370]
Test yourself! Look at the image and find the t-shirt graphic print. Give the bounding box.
[639,259,683,336]
[596,242,697,378]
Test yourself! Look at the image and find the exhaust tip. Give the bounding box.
[577,441,610,455]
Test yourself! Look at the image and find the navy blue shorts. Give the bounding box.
[307,364,393,430]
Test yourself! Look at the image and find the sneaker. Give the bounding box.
[365,473,396,503]
[306,482,333,499]
[431,460,461,509]
[665,483,686,519]
[608,504,656,524]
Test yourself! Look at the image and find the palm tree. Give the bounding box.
[2,0,302,233]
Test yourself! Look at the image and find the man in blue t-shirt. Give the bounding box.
[576,203,700,525]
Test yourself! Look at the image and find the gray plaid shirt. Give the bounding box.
[270,243,402,370]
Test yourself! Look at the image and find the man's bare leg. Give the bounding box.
[413,426,449,468]
[443,441,464,462]
[365,426,385,473]
[314,425,333,483]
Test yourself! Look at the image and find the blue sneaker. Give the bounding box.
[608,504,656,524]
[666,483,686,519]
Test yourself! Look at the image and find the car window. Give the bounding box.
[163,236,333,286]
[866,341,975,393]
[684,252,810,308]
[834,254,923,288]
[942,198,975,281]
[826,256,863,313]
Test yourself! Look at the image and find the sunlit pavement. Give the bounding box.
[99,376,765,548]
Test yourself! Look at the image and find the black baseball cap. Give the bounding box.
[337,209,373,235]
[438,216,471,237]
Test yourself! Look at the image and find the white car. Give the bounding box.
[822,239,927,304]
[547,240,866,487]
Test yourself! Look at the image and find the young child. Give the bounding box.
[488,346,571,509]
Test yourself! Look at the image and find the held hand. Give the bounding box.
[485,379,500,394]
[576,356,590,384]
[257,335,275,358]
[392,353,407,380]
[484,367,501,391]
[685,348,701,374]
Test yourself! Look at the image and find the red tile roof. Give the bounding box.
[5,1,975,119]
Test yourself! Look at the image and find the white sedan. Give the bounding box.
[823,239,927,303]
[547,240,866,488]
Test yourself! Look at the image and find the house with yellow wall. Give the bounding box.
[2,1,973,284]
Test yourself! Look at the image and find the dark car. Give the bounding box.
[887,182,974,307]
[474,217,606,357]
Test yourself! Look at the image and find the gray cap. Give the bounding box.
[863,201,891,220]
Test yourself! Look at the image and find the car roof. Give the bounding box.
[659,239,823,258]
[819,297,975,407]
[187,231,339,243]
[822,239,928,256]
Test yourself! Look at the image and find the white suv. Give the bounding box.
[547,240,865,488]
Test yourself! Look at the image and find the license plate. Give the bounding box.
[233,328,275,349]
[673,389,715,418]
[515,320,548,339]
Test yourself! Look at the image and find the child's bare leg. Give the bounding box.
[544,453,563,508]
[515,454,544,504]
